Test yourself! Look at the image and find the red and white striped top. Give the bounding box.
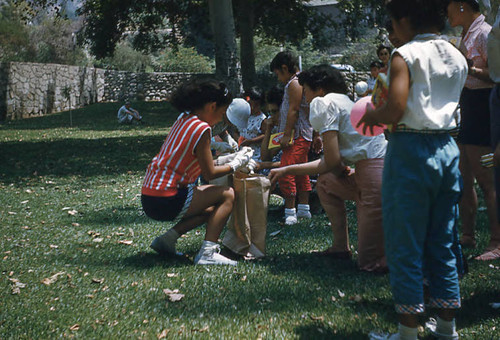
[142,112,211,197]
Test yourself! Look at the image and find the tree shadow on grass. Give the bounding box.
[294,323,367,340]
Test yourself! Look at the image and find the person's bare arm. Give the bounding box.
[280,80,302,148]
[195,131,232,180]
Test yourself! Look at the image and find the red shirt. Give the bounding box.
[142,113,210,197]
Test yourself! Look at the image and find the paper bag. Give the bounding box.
[222,172,271,258]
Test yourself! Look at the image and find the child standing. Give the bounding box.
[270,65,387,272]
[270,51,314,225]
[359,1,468,339]
[141,80,252,266]
[239,87,267,161]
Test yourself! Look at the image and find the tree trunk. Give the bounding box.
[236,0,256,90]
[208,0,242,95]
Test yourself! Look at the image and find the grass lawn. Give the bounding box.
[1,102,499,339]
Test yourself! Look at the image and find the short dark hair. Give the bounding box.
[377,44,392,56]
[243,86,265,106]
[270,50,299,73]
[297,64,348,95]
[386,0,449,32]
[265,86,284,107]
[450,0,480,12]
[370,61,383,69]
[170,79,233,113]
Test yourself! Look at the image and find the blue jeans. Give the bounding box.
[383,132,461,314]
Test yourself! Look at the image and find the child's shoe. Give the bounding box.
[425,317,459,340]
[369,324,418,340]
[284,208,297,225]
[194,241,237,266]
[150,229,179,255]
[297,204,312,219]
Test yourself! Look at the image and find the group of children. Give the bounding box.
[139,0,499,338]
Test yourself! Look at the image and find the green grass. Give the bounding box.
[1,102,499,339]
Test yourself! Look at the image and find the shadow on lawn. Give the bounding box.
[295,323,367,340]
[0,135,164,181]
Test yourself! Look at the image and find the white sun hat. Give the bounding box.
[355,81,368,96]
[226,98,251,130]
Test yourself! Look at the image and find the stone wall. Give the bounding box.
[0,61,212,121]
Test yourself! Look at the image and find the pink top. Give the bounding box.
[459,14,493,89]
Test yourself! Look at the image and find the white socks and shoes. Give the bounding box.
[369,324,418,340]
[194,241,237,266]
[297,204,312,219]
[425,317,459,340]
[285,208,298,225]
[150,229,180,255]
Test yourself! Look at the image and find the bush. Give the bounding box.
[153,46,214,73]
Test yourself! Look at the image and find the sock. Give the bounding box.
[201,240,218,249]
[297,204,310,212]
[398,323,418,340]
[285,208,296,216]
[435,316,456,335]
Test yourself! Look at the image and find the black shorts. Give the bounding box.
[457,87,492,146]
[141,186,193,222]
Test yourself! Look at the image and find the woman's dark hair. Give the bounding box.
[170,79,233,113]
[370,60,383,69]
[270,50,299,73]
[265,86,284,107]
[386,0,450,32]
[377,44,392,56]
[450,0,480,12]
[243,86,265,106]
[297,64,348,95]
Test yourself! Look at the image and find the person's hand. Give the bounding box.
[215,153,237,166]
[226,135,239,151]
[356,104,384,136]
[336,166,354,185]
[263,118,275,131]
[312,135,323,154]
[240,159,258,174]
[211,141,234,154]
[268,167,287,187]
[280,133,292,149]
[227,151,252,172]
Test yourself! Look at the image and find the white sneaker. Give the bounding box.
[285,214,298,225]
[150,230,178,255]
[425,318,459,340]
[194,243,237,266]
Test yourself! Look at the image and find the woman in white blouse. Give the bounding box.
[269,64,388,273]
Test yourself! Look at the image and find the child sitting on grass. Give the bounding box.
[141,80,253,266]
[359,0,468,338]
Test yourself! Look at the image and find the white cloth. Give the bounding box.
[392,34,468,130]
[488,7,500,83]
[309,93,386,165]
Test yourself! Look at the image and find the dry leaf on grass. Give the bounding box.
[192,325,209,333]
[41,272,65,285]
[92,278,105,284]
[92,238,103,243]
[269,230,281,237]
[166,273,178,278]
[67,210,78,216]
[310,315,324,321]
[9,278,26,294]
[118,240,133,245]
[337,289,345,298]
[157,329,170,339]
[163,289,184,302]
[69,324,80,331]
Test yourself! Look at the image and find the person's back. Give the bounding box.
[394,36,467,130]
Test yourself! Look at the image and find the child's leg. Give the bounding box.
[180,185,234,242]
[458,144,478,247]
[463,144,500,250]
[293,137,312,218]
[316,172,356,253]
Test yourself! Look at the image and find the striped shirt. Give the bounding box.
[278,74,313,141]
[142,113,211,197]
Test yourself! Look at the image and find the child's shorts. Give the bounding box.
[141,186,193,222]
